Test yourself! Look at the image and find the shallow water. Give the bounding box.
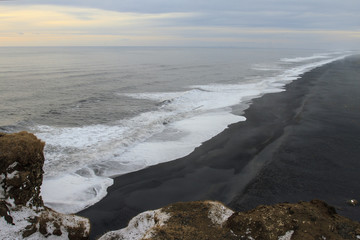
[0,47,351,213]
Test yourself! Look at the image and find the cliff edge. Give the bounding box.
[99,200,360,240]
[0,131,90,239]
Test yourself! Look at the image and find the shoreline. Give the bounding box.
[78,56,360,239]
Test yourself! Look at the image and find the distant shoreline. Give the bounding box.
[80,55,360,239]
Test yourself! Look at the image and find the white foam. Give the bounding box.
[36,52,350,214]
[126,88,252,112]
[280,52,334,63]
[281,54,348,80]
[281,55,329,63]
[252,63,283,71]
[41,173,113,214]
[115,111,245,169]
[280,51,349,63]
[38,110,243,213]
[37,124,126,149]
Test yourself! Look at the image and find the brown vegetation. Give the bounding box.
[228,200,360,240]
[144,201,236,240]
[143,200,360,240]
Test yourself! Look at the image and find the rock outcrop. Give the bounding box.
[0,131,90,239]
[100,200,360,240]
[3,131,360,240]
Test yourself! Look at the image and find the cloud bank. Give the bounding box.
[0,0,359,48]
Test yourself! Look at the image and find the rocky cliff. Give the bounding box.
[0,132,90,239]
[99,200,360,240]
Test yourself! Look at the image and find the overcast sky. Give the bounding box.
[1,0,359,48]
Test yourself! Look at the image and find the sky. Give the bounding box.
[0,0,359,48]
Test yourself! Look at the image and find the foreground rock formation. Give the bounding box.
[0,132,90,239]
[2,131,360,240]
[100,200,360,240]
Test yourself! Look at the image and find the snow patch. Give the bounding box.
[0,206,90,239]
[0,207,38,240]
[43,210,90,234]
[7,198,15,207]
[98,209,171,240]
[6,170,19,180]
[207,201,234,226]
[278,230,294,240]
[7,162,18,170]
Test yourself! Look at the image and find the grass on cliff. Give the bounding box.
[0,131,45,170]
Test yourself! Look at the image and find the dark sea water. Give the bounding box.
[0,47,351,213]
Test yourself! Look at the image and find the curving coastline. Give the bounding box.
[79,55,360,239]
[1,55,360,239]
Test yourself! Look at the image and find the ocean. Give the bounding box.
[0,47,351,214]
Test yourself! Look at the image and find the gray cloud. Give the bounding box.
[5,0,358,14]
[3,0,359,30]
[1,0,359,48]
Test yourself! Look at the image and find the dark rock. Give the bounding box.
[0,201,13,224]
[347,199,359,207]
[22,224,38,238]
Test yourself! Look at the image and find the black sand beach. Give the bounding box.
[79,56,360,239]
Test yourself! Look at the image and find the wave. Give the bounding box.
[281,55,329,63]
[279,51,350,63]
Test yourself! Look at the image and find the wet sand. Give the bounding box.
[79,55,360,239]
